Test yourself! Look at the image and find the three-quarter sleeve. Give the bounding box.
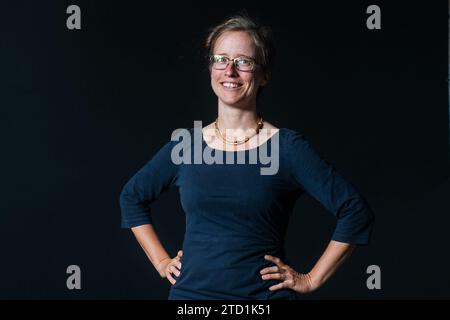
[120,140,179,228]
[287,131,374,245]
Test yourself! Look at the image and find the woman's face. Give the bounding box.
[210,31,267,108]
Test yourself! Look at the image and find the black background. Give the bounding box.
[0,1,448,299]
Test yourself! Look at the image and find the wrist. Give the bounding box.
[156,257,171,277]
[306,271,322,291]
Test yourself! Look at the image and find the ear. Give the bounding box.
[259,71,270,87]
[260,76,268,87]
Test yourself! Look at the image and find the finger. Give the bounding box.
[169,265,181,277]
[269,282,286,291]
[261,273,284,281]
[169,263,180,271]
[175,251,183,261]
[260,266,279,275]
[264,255,284,266]
[166,272,176,285]
[175,260,182,269]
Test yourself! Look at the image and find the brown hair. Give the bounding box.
[204,14,275,81]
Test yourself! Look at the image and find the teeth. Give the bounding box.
[222,82,240,88]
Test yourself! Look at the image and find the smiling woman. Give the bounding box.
[120,13,374,300]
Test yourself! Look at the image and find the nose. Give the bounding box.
[224,61,239,77]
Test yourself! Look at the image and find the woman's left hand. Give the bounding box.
[260,255,317,294]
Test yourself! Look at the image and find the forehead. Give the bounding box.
[213,31,256,56]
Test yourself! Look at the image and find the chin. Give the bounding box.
[221,101,249,109]
[219,95,243,106]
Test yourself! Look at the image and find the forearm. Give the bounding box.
[131,224,171,277]
[308,240,355,289]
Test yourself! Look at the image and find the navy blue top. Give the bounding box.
[120,128,374,300]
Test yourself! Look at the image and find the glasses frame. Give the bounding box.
[209,54,258,72]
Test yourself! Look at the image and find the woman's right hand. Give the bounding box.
[157,250,183,285]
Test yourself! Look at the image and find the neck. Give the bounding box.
[217,101,259,131]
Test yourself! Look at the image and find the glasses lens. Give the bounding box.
[211,55,228,70]
[235,58,254,71]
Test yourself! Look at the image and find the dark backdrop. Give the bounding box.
[0,1,448,299]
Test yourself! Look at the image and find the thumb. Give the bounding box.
[177,250,183,257]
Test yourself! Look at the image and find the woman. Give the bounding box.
[120,14,374,300]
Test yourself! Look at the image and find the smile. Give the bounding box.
[221,82,243,89]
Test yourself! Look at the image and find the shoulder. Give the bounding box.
[261,120,278,130]
[278,127,307,144]
[277,128,320,161]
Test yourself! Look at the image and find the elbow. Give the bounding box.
[334,197,375,245]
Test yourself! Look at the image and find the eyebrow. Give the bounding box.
[215,53,254,59]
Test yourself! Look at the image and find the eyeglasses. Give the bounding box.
[209,54,258,72]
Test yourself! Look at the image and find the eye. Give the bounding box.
[236,58,252,66]
[214,55,228,63]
